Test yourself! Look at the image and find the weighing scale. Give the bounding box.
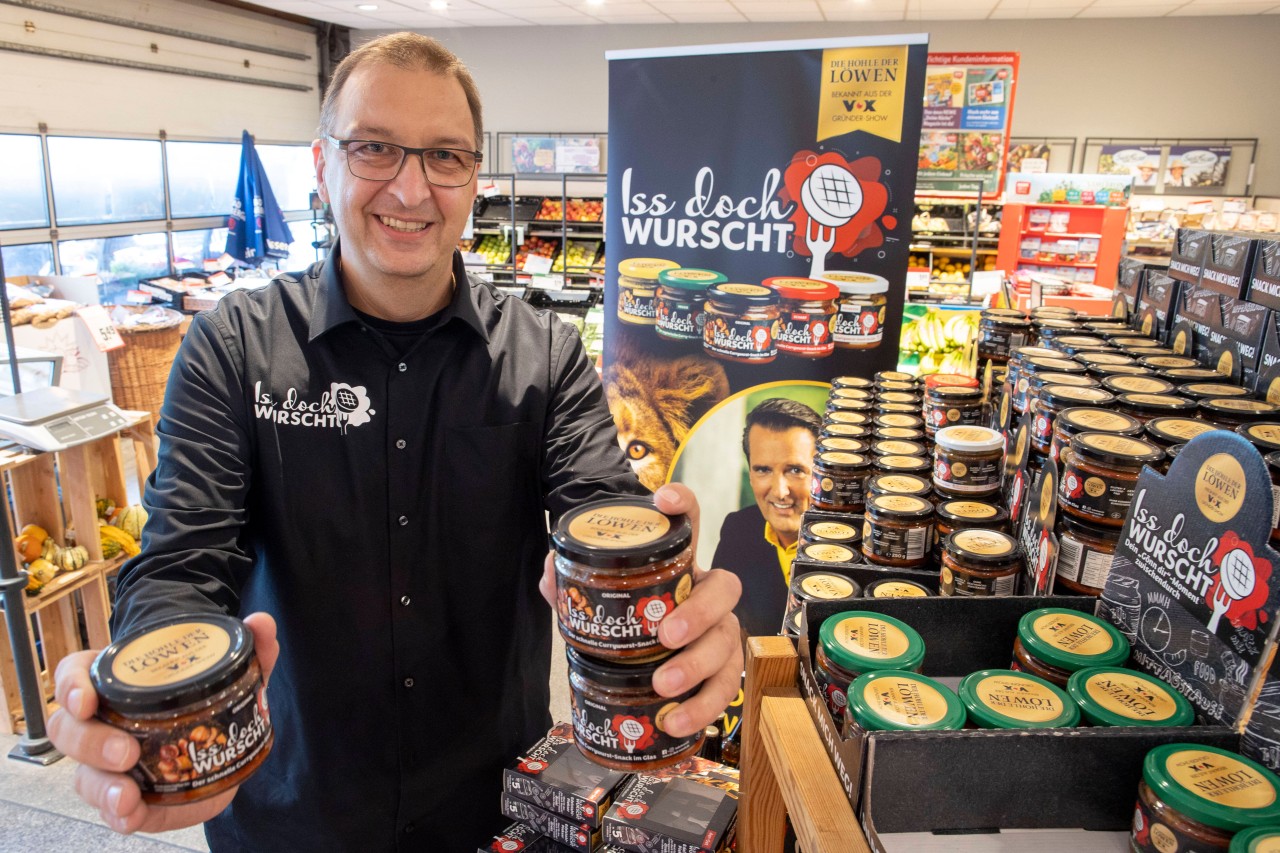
[0,386,131,452]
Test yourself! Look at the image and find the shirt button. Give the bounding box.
[404,677,414,688]
[400,595,411,606]
[396,439,406,450]
[398,515,408,526]
[398,362,407,372]
[404,823,415,835]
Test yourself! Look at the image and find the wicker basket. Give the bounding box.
[106,306,185,422]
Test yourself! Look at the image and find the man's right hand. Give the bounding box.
[48,612,279,835]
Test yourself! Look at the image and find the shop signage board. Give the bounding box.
[917,52,1020,194]
[602,36,929,585]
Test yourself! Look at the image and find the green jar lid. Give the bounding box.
[656,267,727,291]
[1144,744,1280,834]
[1016,607,1130,672]
[958,669,1079,729]
[1232,826,1280,853]
[846,670,965,731]
[819,611,925,675]
[1066,666,1194,727]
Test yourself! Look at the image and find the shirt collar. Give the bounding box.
[307,240,489,344]
[763,522,798,555]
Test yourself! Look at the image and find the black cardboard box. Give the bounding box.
[1247,236,1280,311]
[1203,297,1269,385]
[1167,227,1212,286]
[1135,270,1184,345]
[602,757,739,853]
[1252,309,1280,402]
[1170,284,1219,360]
[1113,257,1166,322]
[499,794,599,853]
[478,821,578,853]
[1199,232,1260,299]
[503,723,629,830]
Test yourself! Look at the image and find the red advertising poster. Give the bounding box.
[918,52,1020,194]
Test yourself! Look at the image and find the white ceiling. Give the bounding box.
[252,0,1280,29]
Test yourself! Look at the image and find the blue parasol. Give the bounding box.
[226,130,292,266]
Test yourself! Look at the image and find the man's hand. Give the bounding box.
[540,483,743,738]
[47,612,279,835]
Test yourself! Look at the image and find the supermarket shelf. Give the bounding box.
[910,245,998,256]
[1015,258,1098,269]
[1021,230,1102,239]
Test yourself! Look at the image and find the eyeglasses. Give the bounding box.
[324,135,482,187]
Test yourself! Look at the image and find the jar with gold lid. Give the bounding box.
[875,370,918,385]
[924,384,984,435]
[872,454,932,481]
[863,494,934,568]
[1087,363,1156,381]
[865,472,933,503]
[874,413,926,432]
[701,283,780,364]
[1238,423,1280,455]
[831,386,874,402]
[799,518,862,551]
[877,390,923,407]
[932,425,1004,498]
[872,425,926,443]
[1101,374,1177,397]
[826,396,873,415]
[934,498,1008,565]
[1060,432,1165,526]
[810,450,872,512]
[872,438,929,459]
[618,258,679,325]
[822,271,890,350]
[1147,416,1219,448]
[1138,355,1199,371]
[1158,367,1235,385]
[864,578,933,598]
[821,422,871,441]
[1200,398,1280,428]
[1013,357,1087,414]
[782,572,862,634]
[1074,352,1136,369]
[833,375,875,390]
[1050,407,1143,464]
[825,410,872,428]
[1054,515,1120,596]
[1117,392,1198,424]
[979,311,1033,364]
[1032,385,1116,454]
[877,401,922,417]
[1180,382,1254,403]
[817,436,867,455]
[939,529,1022,597]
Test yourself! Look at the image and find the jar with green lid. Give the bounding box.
[1050,407,1143,465]
[1232,826,1280,853]
[764,276,840,358]
[817,436,867,455]
[872,425,926,443]
[1148,416,1219,448]
[821,422,871,441]
[1013,357,1087,414]
[874,413,926,432]
[934,498,1008,564]
[1011,607,1130,687]
[872,438,929,459]
[864,578,934,598]
[810,450,872,512]
[782,572,862,634]
[1060,432,1165,526]
[617,258,679,325]
[799,518,862,551]
[924,384,984,435]
[863,493,934,568]
[1133,744,1280,853]
[814,611,927,719]
[1117,392,1199,424]
[1160,367,1236,385]
[1139,355,1200,371]
[958,669,1079,729]
[1102,374,1178,397]
[865,472,933,503]
[1181,382,1255,402]
[1054,515,1120,596]
[1201,398,1280,428]
[822,271,889,350]
[846,670,966,732]
[1087,363,1156,381]
[1032,385,1116,454]
[932,425,1004,498]
[1066,666,1193,727]
[940,529,1023,597]
[702,283,780,364]
[833,375,875,390]
[825,410,872,428]
[871,454,932,481]
[655,267,726,341]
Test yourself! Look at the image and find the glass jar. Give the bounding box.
[825,410,873,428]
[1054,334,1110,351]
[932,425,1003,498]
[701,282,780,364]
[923,373,980,391]
[822,271,890,350]
[863,494,934,568]
[764,276,840,358]
[1074,352,1136,369]
[617,258,678,325]
[1030,306,1077,319]
[827,396,873,415]
[871,454,932,481]
[831,386,874,402]
[833,375,875,390]
[1032,385,1116,454]
[872,438,929,459]
[799,519,862,551]
[1033,318,1083,348]
[821,422,871,441]
[1011,607,1130,688]
[939,529,1023,597]
[1132,744,1280,853]
[1138,355,1199,371]
[1117,392,1198,424]
[875,371,918,385]
[566,647,703,771]
[845,670,965,732]
[1060,432,1165,526]
[865,472,933,503]
[1005,346,1064,400]
[1232,827,1280,853]
[655,267,726,342]
[878,391,923,407]
[934,498,1009,564]
[1101,374,1177,397]
[876,401,921,417]
[957,669,1079,729]
[1013,357,1087,414]
[864,578,934,598]
[1147,416,1219,448]
[872,425,927,443]
[874,413,926,432]
[1054,515,1121,596]
[1027,373,1100,416]
[810,450,872,512]
[552,498,695,662]
[90,615,273,804]
[1124,346,1176,359]
[924,385,984,436]
[978,310,1032,364]
[1066,666,1194,728]
[1201,398,1280,428]
[799,541,862,569]
[1181,382,1255,403]
[1050,407,1143,465]
[1087,363,1156,381]
[1159,367,1236,385]
[1239,423,1280,455]
[782,572,862,633]
[814,611,926,718]
[817,436,867,455]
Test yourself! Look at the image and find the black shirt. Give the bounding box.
[111,246,642,851]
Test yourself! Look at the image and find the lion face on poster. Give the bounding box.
[604,354,729,492]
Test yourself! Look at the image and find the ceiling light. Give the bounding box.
[430,0,447,8]
[356,4,378,9]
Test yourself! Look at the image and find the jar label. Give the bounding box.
[567,506,671,548]
[833,387,873,400]
[821,451,865,465]
[802,543,856,564]
[820,438,864,453]
[874,495,930,513]
[978,324,1029,360]
[865,516,931,564]
[934,451,1001,493]
[557,566,694,656]
[810,466,865,510]
[618,285,657,323]
[1061,458,1136,523]
[1083,672,1179,723]
[704,312,777,361]
[869,582,928,598]
[953,529,1014,556]
[570,684,700,767]
[128,676,271,797]
[940,564,1018,597]
[1156,419,1216,441]
[877,456,927,473]
[926,400,982,430]
[776,308,836,356]
[111,622,232,687]
[828,411,870,425]
[833,300,884,345]
[664,269,720,282]
[655,293,704,341]
[810,521,857,540]
[1110,377,1167,393]
[832,616,909,660]
[1125,393,1184,407]
[942,501,998,519]
[801,574,857,599]
[1195,453,1247,524]
[1031,612,1115,657]
[1130,798,1202,853]
[1056,532,1115,590]
[859,675,949,727]
[1143,356,1195,367]
[1164,749,1278,809]
[973,674,1064,722]
[1214,398,1277,412]
[718,283,770,296]
[1079,433,1153,456]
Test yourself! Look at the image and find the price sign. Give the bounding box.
[75,305,125,353]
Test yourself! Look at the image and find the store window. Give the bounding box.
[172,227,229,273]
[0,134,50,230]
[167,141,241,219]
[275,219,323,272]
[58,232,170,303]
[1,243,55,278]
[48,137,165,226]
[257,144,316,212]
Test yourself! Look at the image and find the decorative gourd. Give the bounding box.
[99,536,123,559]
[20,523,48,542]
[95,497,115,520]
[25,558,57,594]
[59,546,88,572]
[41,537,60,562]
[99,522,139,558]
[13,533,42,563]
[117,505,148,541]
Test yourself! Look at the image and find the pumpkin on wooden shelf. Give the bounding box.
[59,545,89,573]
[117,505,148,541]
[24,558,57,595]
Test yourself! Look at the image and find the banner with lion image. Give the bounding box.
[602,37,929,611]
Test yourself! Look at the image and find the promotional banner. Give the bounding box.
[1166,145,1232,190]
[918,52,1019,194]
[1098,144,1163,188]
[602,36,929,608]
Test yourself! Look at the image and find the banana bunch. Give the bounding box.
[900,309,979,376]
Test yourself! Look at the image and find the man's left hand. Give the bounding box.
[540,482,743,738]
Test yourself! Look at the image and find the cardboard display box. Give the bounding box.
[1204,296,1268,384]
[1166,228,1212,286]
[1170,284,1219,360]
[499,793,600,853]
[478,821,627,853]
[1252,309,1280,402]
[601,757,739,853]
[1200,232,1260,299]
[1134,270,1183,344]
[503,722,630,829]
[1113,257,1166,322]
[1246,236,1280,311]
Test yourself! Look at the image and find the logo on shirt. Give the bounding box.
[253,380,376,434]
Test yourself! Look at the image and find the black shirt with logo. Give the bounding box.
[112,246,642,850]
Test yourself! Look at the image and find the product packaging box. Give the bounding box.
[1169,284,1221,361]
[1133,270,1183,344]
[499,793,599,853]
[1199,232,1260,299]
[1253,310,1280,402]
[1113,257,1163,322]
[1166,227,1212,286]
[503,723,630,830]
[1202,296,1268,385]
[602,757,739,853]
[1246,236,1280,311]
[478,822,628,853]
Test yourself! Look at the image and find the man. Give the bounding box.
[711,397,821,637]
[48,33,741,850]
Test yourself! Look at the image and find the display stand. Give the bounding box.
[739,636,868,853]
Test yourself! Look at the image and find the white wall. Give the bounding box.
[370,15,1280,195]
[0,0,319,143]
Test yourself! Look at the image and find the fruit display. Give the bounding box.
[552,239,601,272]
[899,307,979,375]
[535,197,603,222]
[471,234,514,266]
[909,252,999,284]
[516,235,559,269]
[96,497,143,560]
[13,521,93,595]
